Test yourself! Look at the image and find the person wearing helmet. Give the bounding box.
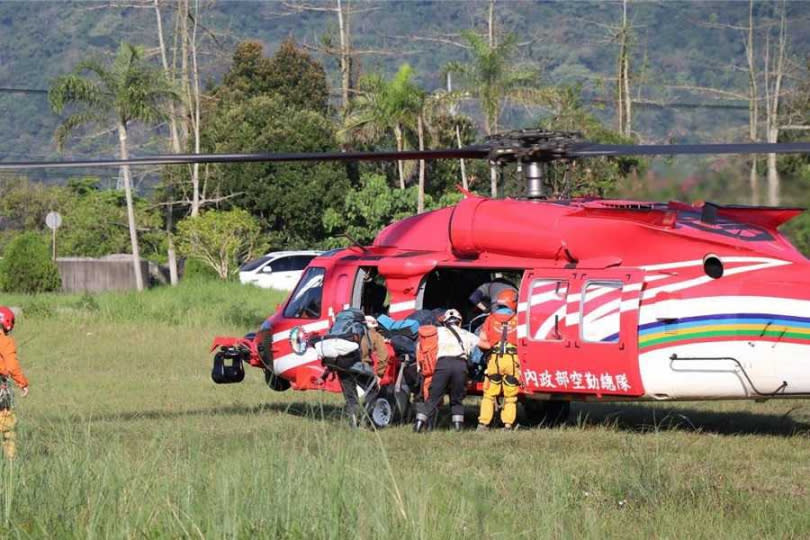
[468,274,518,313]
[0,307,29,459]
[476,289,521,431]
[414,308,479,432]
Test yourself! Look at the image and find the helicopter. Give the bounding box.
[4,129,810,428]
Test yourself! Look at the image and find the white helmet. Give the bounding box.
[442,309,462,326]
[364,315,378,329]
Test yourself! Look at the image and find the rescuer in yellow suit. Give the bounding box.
[0,307,29,459]
[477,289,521,431]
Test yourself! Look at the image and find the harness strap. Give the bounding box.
[445,325,468,360]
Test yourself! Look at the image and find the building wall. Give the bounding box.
[56,257,151,293]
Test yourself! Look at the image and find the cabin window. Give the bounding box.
[351,266,389,316]
[528,279,568,341]
[580,280,622,343]
[284,267,325,319]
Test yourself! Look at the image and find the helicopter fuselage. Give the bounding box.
[212,195,810,403]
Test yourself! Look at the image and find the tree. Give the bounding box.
[322,173,429,247]
[534,85,645,198]
[342,64,424,191]
[203,95,350,248]
[49,42,178,291]
[58,179,164,259]
[445,4,547,197]
[266,38,330,114]
[176,209,266,280]
[0,232,61,293]
[0,176,69,252]
[679,0,796,205]
[615,0,633,137]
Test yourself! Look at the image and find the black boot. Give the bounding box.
[414,412,429,433]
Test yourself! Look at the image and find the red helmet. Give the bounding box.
[0,307,14,332]
[494,289,518,312]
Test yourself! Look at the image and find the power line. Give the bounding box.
[0,86,751,109]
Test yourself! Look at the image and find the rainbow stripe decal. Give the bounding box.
[637,313,810,351]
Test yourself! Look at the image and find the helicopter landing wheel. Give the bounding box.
[523,400,570,427]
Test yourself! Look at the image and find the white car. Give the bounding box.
[238,251,321,290]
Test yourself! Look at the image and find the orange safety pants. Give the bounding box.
[0,410,16,460]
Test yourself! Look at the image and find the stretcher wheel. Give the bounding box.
[369,385,405,428]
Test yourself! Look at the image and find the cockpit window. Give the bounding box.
[283,267,325,319]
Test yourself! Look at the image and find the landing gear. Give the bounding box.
[522,400,570,427]
[264,368,291,391]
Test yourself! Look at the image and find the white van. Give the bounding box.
[238,251,321,290]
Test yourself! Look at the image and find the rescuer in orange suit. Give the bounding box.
[0,307,29,459]
[477,289,521,431]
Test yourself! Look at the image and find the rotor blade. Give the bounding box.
[569,142,810,157]
[0,147,490,170]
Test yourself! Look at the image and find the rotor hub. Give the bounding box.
[485,130,583,199]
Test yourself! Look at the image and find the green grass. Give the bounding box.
[2,281,810,538]
[2,280,288,329]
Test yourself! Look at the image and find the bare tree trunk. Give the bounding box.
[490,166,497,198]
[616,0,631,136]
[172,1,187,147]
[177,0,202,217]
[189,0,202,216]
[766,133,779,205]
[456,125,468,190]
[394,124,405,189]
[745,0,760,205]
[765,0,786,206]
[154,0,180,285]
[488,0,495,47]
[622,17,631,135]
[446,72,467,189]
[417,113,425,213]
[154,0,181,153]
[336,0,353,114]
[118,123,144,292]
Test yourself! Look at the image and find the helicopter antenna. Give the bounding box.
[341,232,368,252]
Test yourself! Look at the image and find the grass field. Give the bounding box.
[1,282,809,538]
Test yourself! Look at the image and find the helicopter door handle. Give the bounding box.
[573,341,581,349]
[619,342,625,350]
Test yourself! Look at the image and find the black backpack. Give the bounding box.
[408,308,443,327]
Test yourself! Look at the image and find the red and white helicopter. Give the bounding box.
[5,130,810,427]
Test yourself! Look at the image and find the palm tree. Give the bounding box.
[446,31,546,197]
[342,64,424,190]
[415,88,466,212]
[49,42,178,291]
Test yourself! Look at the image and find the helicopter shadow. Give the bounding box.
[565,402,810,438]
[41,401,346,426]
[39,400,810,438]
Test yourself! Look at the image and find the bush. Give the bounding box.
[0,232,62,293]
[181,257,220,282]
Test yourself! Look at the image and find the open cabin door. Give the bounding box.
[518,268,645,398]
